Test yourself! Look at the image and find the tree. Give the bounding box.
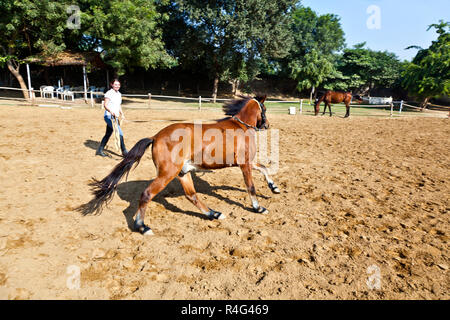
[337,42,404,94]
[75,0,176,76]
[402,21,450,108]
[0,0,69,99]
[169,0,296,102]
[281,5,345,99]
[0,0,175,100]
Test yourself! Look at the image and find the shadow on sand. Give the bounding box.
[115,172,269,231]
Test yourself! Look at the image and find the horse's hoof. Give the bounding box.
[207,209,225,220]
[254,206,269,215]
[268,182,280,194]
[139,225,154,236]
[134,222,154,235]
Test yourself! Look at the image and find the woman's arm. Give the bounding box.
[104,97,114,115]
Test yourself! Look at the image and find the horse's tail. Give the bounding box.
[78,137,154,215]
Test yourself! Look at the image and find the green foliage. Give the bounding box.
[0,0,69,57]
[282,5,345,92]
[402,21,450,100]
[1,0,447,101]
[168,0,296,87]
[335,42,404,92]
[0,0,175,76]
[75,0,176,75]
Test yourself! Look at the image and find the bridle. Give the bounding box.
[232,99,267,131]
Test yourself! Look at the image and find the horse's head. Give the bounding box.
[254,95,269,130]
[224,95,269,130]
[314,98,321,115]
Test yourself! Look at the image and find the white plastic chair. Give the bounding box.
[39,85,48,97]
[63,90,74,101]
[42,86,55,99]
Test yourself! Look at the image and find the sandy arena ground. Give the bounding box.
[0,103,448,300]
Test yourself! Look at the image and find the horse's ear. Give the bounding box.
[256,95,266,104]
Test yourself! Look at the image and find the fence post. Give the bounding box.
[83,65,88,102]
[399,100,404,114]
[30,88,35,105]
[390,103,393,117]
[90,91,94,107]
[148,93,151,108]
[26,64,32,101]
[199,96,202,111]
[299,99,303,114]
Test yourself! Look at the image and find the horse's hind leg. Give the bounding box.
[134,170,178,235]
[178,172,225,220]
[328,103,332,116]
[252,163,280,194]
[240,164,268,214]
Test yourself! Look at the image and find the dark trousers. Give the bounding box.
[98,120,127,155]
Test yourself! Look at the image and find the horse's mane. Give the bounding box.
[222,96,252,116]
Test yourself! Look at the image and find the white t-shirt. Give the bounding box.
[104,89,122,116]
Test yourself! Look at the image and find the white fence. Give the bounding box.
[0,86,448,117]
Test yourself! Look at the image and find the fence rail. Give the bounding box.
[0,86,448,118]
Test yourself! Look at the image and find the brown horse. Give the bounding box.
[315,91,355,117]
[80,95,280,235]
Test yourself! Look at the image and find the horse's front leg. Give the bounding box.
[240,164,269,214]
[328,103,332,116]
[252,163,280,194]
[344,103,350,117]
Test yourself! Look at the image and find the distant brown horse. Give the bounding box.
[315,91,356,117]
[79,95,280,235]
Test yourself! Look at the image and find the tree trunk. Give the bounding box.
[231,79,240,96]
[309,86,315,105]
[6,60,29,100]
[212,77,219,103]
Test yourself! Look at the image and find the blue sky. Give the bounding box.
[300,0,450,61]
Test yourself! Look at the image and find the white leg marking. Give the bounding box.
[181,160,197,175]
[252,198,259,210]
